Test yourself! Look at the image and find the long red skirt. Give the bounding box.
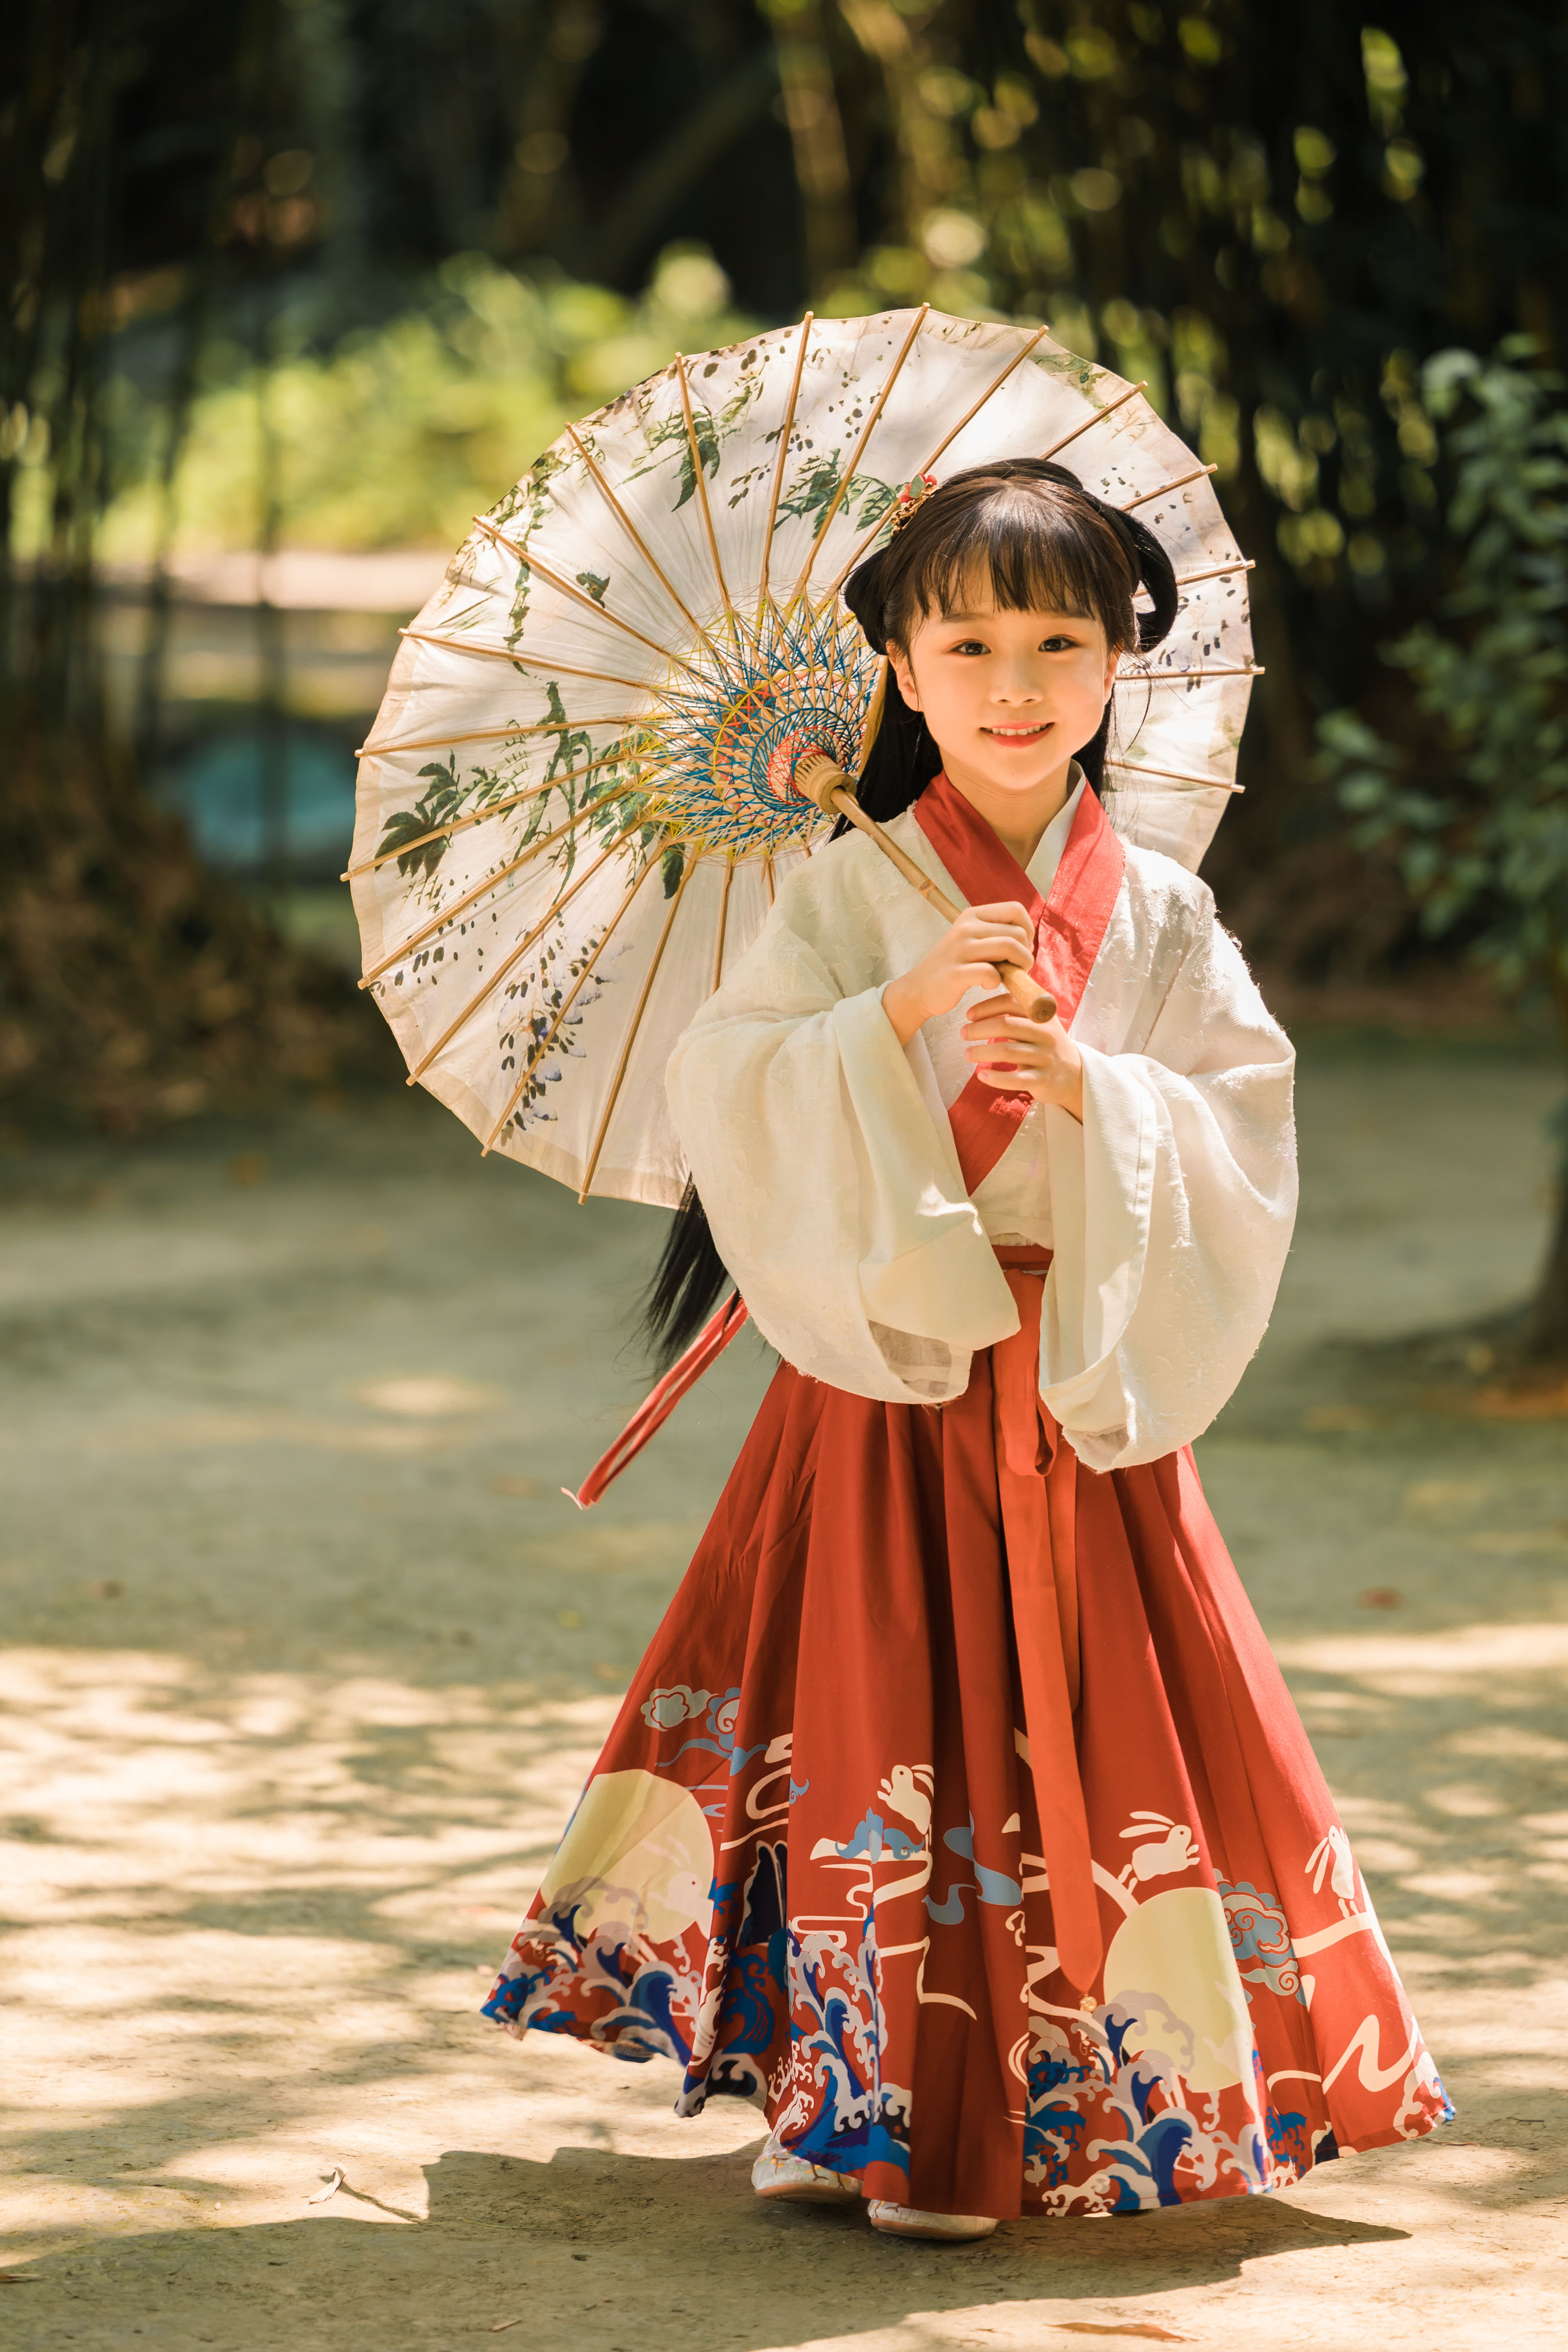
[485,1310,1450,2218]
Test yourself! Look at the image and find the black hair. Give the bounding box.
[640,457,1179,1369]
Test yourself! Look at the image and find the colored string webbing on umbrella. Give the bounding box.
[564,1291,751,1509]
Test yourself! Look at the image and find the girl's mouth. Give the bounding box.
[982,721,1052,742]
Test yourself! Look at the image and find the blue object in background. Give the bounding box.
[156,727,358,880]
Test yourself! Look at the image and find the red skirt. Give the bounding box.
[485,1267,1450,2218]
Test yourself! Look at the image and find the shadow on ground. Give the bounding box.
[7,2139,1424,2351]
[2,1038,1566,2350]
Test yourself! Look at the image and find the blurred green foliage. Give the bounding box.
[7,0,1568,955]
[62,249,754,560]
[1319,342,1568,1019]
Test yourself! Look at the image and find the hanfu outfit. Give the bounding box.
[484,771,1451,2219]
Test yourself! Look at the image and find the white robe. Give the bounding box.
[663,786,1297,1472]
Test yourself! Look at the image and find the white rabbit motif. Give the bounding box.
[1117,1809,1199,1889]
[1306,1825,1358,1910]
[877,1764,933,1836]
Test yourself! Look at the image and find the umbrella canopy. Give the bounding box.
[350,305,1256,1209]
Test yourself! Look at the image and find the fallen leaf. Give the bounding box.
[490,1475,542,1497]
[1053,2329,1189,2344]
[1472,1380,1568,1422]
[490,2321,523,2334]
[0,2273,39,2285]
[305,2167,344,2206]
[1358,1586,1404,1609]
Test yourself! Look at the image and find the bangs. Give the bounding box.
[880,477,1138,650]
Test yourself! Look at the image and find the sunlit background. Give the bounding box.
[7,4,1566,1172]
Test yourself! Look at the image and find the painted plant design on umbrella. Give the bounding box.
[349,305,1258,1208]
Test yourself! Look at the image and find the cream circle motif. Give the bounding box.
[539,1767,715,1944]
[1102,1886,1254,2097]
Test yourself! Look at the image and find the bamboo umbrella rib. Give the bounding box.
[1037,377,1147,463]
[565,421,717,649]
[407,818,647,1083]
[1106,757,1245,793]
[788,303,929,609]
[1121,463,1218,511]
[358,790,638,988]
[762,855,775,905]
[472,516,700,678]
[674,353,733,617]
[345,751,646,879]
[1115,662,1263,685]
[817,325,1054,606]
[711,855,735,991]
[1175,558,1255,589]
[400,627,647,693]
[757,312,814,625]
[577,854,699,1203]
[911,323,1052,479]
[481,859,656,1153]
[357,715,636,761]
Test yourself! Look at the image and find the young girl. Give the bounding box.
[483,459,1450,2239]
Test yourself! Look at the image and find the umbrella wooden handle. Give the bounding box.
[793,757,1056,1025]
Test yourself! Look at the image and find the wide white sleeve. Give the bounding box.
[664,896,1017,1403]
[1037,911,1297,1469]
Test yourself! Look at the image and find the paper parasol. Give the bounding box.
[349,305,1257,1209]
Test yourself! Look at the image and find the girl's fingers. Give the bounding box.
[966,1033,1041,1060]
[957,963,1034,995]
[969,938,1034,972]
[965,1004,1034,1027]
[965,1013,1050,1041]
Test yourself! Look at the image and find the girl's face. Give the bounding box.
[887,586,1119,801]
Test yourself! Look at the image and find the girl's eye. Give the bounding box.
[950,639,989,656]
[1039,634,1077,652]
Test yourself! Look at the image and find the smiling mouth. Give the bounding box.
[983,721,1052,740]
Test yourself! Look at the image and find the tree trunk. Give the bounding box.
[1527,1159,1568,1358]
[0,0,393,1132]
[1527,916,1568,1357]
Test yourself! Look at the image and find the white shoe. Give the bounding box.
[751,2151,860,2204]
[867,2199,998,2242]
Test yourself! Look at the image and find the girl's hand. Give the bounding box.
[961,991,1084,1122]
[883,902,1036,1047]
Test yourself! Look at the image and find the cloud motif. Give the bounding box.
[711,1688,742,1739]
[642,1685,712,1729]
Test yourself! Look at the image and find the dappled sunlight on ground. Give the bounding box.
[1,1051,1565,2347]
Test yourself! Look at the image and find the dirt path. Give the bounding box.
[1,1040,1565,2351]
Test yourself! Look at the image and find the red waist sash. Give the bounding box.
[990,1243,1099,1995]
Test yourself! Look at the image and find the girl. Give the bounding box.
[483,460,1450,2239]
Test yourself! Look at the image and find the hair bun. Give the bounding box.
[1033,462,1177,651]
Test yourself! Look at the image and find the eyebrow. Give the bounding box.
[935,610,1089,625]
